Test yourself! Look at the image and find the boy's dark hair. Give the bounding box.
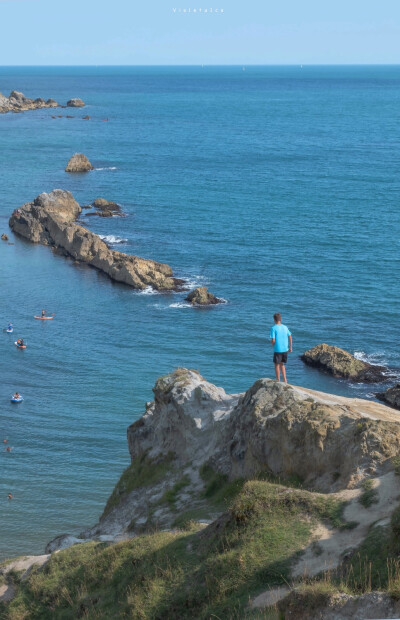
[273,313,282,323]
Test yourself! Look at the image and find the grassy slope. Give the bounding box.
[0,476,352,620]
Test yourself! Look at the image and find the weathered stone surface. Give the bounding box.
[377,383,400,410]
[1,233,8,241]
[185,286,222,306]
[127,369,400,493]
[50,369,400,550]
[278,590,400,620]
[65,153,94,173]
[66,98,85,107]
[301,344,388,382]
[93,198,121,212]
[9,190,181,291]
[0,90,60,114]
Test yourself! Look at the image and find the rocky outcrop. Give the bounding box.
[279,590,400,620]
[0,90,59,114]
[9,190,182,291]
[301,344,388,382]
[1,233,8,241]
[377,383,400,410]
[65,153,93,172]
[185,286,223,306]
[66,98,85,107]
[76,369,400,545]
[127,369,400,492]
[87,198,122,217]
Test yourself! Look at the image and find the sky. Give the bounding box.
[0,0,399,65]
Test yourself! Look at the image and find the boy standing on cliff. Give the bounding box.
[270,313,292,383]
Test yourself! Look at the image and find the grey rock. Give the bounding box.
[301,343,388,382]
[0,90,60,114]
[67,98,85,107]
[377,383,400,410]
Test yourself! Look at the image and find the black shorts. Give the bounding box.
[273,352,288,365]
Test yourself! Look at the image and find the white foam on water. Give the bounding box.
[137,286,158,295]
[94,166,117,171]
[99,235,128,244]
[169,302,193,308]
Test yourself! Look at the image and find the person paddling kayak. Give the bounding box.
[41,309,46,317]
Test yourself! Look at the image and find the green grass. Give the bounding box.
[2,478,346,620]
[161,475,191,509]
[359,479,379,509]
[102,452,175,517]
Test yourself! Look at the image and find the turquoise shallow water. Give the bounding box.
[1,66,400,558]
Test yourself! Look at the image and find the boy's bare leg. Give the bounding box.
[275,364,280,381]
[280,363,287,383]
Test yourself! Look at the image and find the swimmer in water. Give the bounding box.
[8,493,12,500]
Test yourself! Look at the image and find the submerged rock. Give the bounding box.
[9,190,182,291]
[0,91,60,114]
[301,343,387,382]
[65,153,94,173]
[66,98,85,107]
[185,286,222,306]
[377,384,400,410]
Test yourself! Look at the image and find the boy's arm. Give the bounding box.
[289,335,293,352]
[270,327,275,347]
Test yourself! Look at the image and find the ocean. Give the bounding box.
[0,65,399,559]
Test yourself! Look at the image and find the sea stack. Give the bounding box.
[301,343,388,382]
[185,286,223,306]
[65,153,94,173]
[66,98,85,108]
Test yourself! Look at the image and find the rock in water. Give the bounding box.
[377,384,400,410]
[9,190,181,291]
[1,233,8,241]
[93,198,121,213]
[301,343,387,382]
[66,98,85,107]
[65,153,94,173]
[185,286,222,305]
[0,91,59,114]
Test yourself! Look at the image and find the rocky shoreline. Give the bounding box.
[0,90,85,114]
[9,190,183,291]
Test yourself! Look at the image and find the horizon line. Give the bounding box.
[0,63,400,67]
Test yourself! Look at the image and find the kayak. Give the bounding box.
[34,316,53,320]
[11,396,23,403]
[14,342,26,349]
[6,328,13,333]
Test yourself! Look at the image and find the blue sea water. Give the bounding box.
[0,65,400,559]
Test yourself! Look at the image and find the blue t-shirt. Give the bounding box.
[270,324,292,353]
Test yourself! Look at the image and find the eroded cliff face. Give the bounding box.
[9,190,180,291]
[128,370,400,493]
